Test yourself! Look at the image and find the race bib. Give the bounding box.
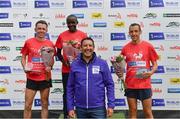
[92,65,100,74]
[128,61,146,67]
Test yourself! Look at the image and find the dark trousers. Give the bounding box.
[76,106,107,119]
[62,73,69,119]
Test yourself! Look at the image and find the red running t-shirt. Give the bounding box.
[55,30,87,73]
[121,40,158,89]
[21,38,55,81]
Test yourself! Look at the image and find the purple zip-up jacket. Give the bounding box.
[67,53,115,111]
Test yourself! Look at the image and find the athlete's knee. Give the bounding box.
[24,103,32,111]
[41,100,48,109]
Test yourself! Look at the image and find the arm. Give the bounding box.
[56,48,63,62]
[143,43,158,77]
[55,35,69,66]
[143,60,158,78]
[143,45,158,78]
[103,61,115,117]
[149,60,158,75]
[66,68,75,117]
[21,54,27,73]
[56,48,69,66]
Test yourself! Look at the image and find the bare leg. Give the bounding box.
[127,97,138,119]
[142,98,154,119]
[40,88,50,119]
[24,88,37,119]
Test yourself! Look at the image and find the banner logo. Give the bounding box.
[19,22,32,28]
[149,0,164,7]
[0,33,11,40]
[152,99,165,106]
[115,99,126,106]
[0,99,11,106]
[93,22,107,27]
[0,66,11,73]
[34,0,50,8]
[111,33,126,40]
[149,32,165,40]
[73,0,88,8]
[0,0,11,8]
[111,0,126,8]
[0,13,8,19]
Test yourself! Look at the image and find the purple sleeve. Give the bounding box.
[66,67,75,111]
[103,61,115,108]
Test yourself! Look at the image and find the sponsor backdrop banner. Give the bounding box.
[0,0,179,110]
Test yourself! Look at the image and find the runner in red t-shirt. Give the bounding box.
[21,20,55,119]
[55,15,87,118]
[21,38,55,81]
[120,23,158,118]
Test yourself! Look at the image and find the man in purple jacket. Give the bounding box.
[67,37,115,118]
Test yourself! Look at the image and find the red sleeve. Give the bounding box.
[55,35,63,49]
[84,32,88,38]
[52,43,57,56]
[121,46,125,56]
[20,41,29,55]
[149,44,159,61]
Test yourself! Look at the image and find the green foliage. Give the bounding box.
[116,55,124,62]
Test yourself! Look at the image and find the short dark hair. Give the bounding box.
[35,20,48,27]
[129,23,141,31]
[81,37,95,48]
[66,14,78,23]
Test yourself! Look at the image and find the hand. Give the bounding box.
[45,66,51,72]
[107,108,113,117]
[142,72,152,79]
[23,69,31,73]
[115,71,123,78]
[23,67,32,73]
[68,110,76,118]
[142,71,153,79]
[48,60,54,67]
